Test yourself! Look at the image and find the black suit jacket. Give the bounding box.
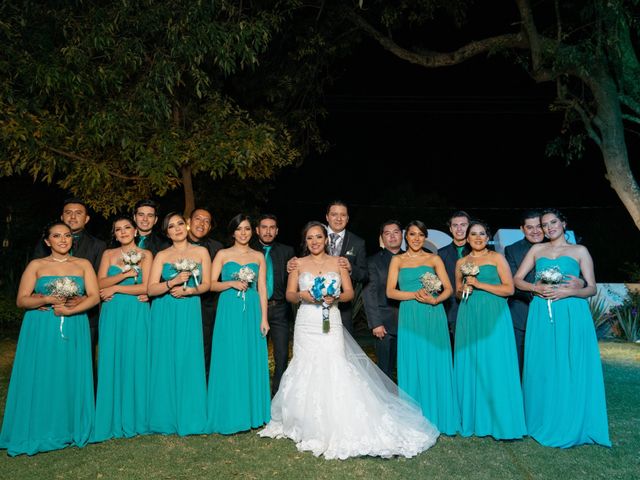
[256,241,295,302]
[34,229,106,272]
[363,249,399,334]
[136,231,170,257]
[504,238,536,305]
[189,236,224,310]
[437,241,469,325]
[339,230,368,285]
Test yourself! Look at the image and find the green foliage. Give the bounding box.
[0,294,21,329]
[588,290,613,337]
[0,0,300,215]
[612,291,640,342]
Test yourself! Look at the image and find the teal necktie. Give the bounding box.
[263,245,274,300]
[70,233,80,256]
[138,235,147,249]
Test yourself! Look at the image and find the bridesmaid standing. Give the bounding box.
[93,217,152,442]
[386,220,460,435]
[514,208,610,447]
[454,221,526,440]
[207,214,270,434]
[147,212,211,435]
[0,222,99,456]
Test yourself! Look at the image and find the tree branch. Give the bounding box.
[346,9,528,68]
[622,113,640,126]
[572,102,602,147]
[620,95,640,117]
[45,145,145,181]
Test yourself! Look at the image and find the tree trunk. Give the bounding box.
[182,163,195,218]
[588,70,640,230]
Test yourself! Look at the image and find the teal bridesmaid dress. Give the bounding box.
[148,263,207,435]
[207,262,270,434]
[523,256,610,447]
[93,265,150,441]
[0,276,94,456]
[397,266,460,435]
[454,265,526,439]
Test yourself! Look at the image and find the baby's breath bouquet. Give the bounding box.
[420,271,442,296]
[232,265,256,310]
[459,262,480,301]
[535,266,564,322]
[46,276,80,339]
[172,258,200,290]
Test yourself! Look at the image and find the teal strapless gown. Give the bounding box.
[523,256,610,447]
[92,265,150,442]
[397,266,460,435]
[0,276,94,456]
[207,262,270,433]
[454,265,526,439]
[148,263,207,435]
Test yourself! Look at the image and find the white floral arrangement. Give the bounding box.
[121,249,144,277]
[232,265,257,310]
[172,258,200,289]
[46,276,80,339]
[535,266,564,322]
[420,271,442,296]
[460,262,480,301]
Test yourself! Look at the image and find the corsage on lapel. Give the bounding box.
[345,247,355,257]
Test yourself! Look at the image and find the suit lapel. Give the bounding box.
[340,232,349,256]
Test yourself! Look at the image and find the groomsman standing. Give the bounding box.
[33,197,106,377]
[363,220,403,380]
[438,210,471,348]
[187,207,223,381]
[133,199,169,255]
[253,214,295,396]
[326,201,367,336]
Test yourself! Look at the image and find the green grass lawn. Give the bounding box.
[0,336,638,480]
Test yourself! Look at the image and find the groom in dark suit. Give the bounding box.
[253,214,295,395]
[363,220,403,379]
[438,210,471,349]
[326,201,367,336]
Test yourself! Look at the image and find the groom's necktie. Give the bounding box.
[70,233,80,256]
[138,234,147,249]
[263,245,274,300]
[329,233,339,256]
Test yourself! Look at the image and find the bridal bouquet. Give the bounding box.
[460,262,480,301]
[121,249,144,280]
[310,276,339,333]
[46,276,80,339]
[535,266,564,322]
[232,265,256,310]
[172,258,200,290]
[420,271,442,296]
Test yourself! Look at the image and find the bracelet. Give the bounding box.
[166,280,171,290]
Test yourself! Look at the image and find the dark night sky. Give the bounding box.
[266,37,640,281]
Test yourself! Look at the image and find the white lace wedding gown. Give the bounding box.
[258,272,439,459]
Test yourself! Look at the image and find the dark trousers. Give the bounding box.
[88,307,99,391]
[509,299,529,378]
[202,302,215,382]
[339,304,354,337]
[268,302,291,395]
[375,332,397,381]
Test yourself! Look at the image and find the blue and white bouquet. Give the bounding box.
[310,276,340,333]
[535,266,564,322]
[46,276,80,339]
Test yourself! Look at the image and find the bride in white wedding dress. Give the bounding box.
[259,221,439,460]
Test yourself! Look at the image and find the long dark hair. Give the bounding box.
[161,211,185,235]
[227,214,252,245]
[300,221,329,256]
[540,208,567,224]
[110,216,136,247]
